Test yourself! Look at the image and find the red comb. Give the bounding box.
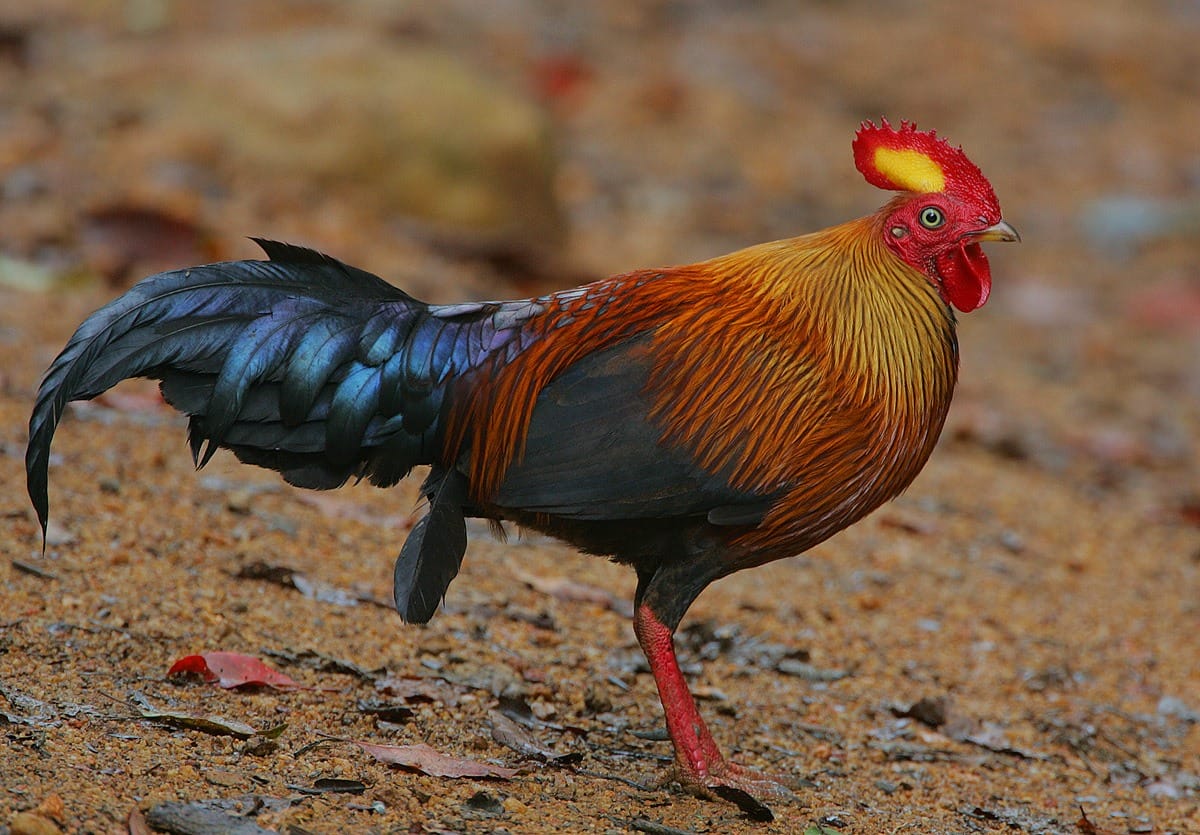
[852,118,996,208]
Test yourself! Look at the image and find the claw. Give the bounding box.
[671,758,795,821]
[710,785,775,823]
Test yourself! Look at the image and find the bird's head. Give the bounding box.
[853,119,1019,312]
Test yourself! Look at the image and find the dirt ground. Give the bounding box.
[2,2,1199,834]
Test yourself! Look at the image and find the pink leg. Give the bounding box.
[633,603,792,815]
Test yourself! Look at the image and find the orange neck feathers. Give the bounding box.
[649,216,957,547]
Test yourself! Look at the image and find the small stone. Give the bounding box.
[226,490,253,514]
[530,699,558,720]
[998,530,1024,553]
[1157,696,1200,722]
[583,689,613,714]
[32,795,64,824]
[9,811,62,835]
[98,477,121,495]
[42,520,76,548]
[205,769,244,787]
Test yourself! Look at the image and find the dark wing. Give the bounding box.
[491,333,772,526]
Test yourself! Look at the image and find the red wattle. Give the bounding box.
[936,242,991,312]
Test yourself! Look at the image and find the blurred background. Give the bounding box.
[1,1,1198,831]
[3,0,1198,498]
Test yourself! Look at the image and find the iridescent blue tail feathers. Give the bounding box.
[25,239,528,552]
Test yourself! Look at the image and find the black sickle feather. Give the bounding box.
[392,466,469,624]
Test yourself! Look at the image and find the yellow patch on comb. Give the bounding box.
[873,148,946,193]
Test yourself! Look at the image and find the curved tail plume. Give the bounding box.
[25,240,491,539]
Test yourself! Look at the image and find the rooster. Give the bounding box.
[27,119,1016,815]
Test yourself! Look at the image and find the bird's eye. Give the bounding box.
[919,206,945,229]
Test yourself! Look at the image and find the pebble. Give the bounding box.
[9,812,61,835]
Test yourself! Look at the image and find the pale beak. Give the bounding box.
[970,219,1020,243]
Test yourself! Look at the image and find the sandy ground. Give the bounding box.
[2,2,1199,833]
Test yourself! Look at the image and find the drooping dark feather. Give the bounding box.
[392,466,469,624]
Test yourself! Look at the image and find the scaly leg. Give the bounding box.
[633,602,793,818]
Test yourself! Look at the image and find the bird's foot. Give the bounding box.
[667,758,795,822]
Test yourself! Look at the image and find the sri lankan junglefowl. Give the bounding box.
[26,119,1017,815]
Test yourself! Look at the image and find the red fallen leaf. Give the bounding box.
[1179,497,1200,528]
[530,53,593,104]
[354,740,518,779]
[168,651,305,690]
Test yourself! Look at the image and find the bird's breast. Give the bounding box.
[643,265,958,563]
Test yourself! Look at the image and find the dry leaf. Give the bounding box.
[1076,807,1123,835]
[512,566,629,614]
[32,794,65,824]
[375,675,461,707]
[290,490,417,528]
[489,710,581,765]
[127,807,152,835]
[354,740,517,779]
[131,694,270,739]
[7,811,62,835]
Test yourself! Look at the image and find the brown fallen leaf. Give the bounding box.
[32,794,65,825]
[489,710,581,765]
[8,794,66,835]
[375,675,462,707]
[1076,806,1122,835]
[127,807,152,835]
[289,490,418,528]
[511,566,631,615]
[80,203,218,287]
[353,740,518,779]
